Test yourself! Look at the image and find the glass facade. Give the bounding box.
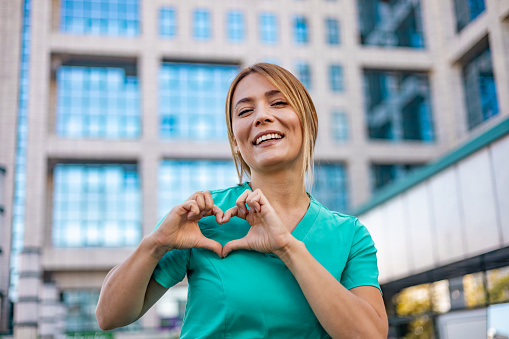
[311,163,348,212]
[158,160,238,220]
[159,62,238,140]
[60,0,139,36]
[160,7,177,38]
[329,64,344,92]
[56,65,140,139]
[463,46,499,130]
[454,0,486,32]
[10,0,32,302]
[63,290,101,333]
[294,16,309,44]
[259,13,278,44]
[295,62,312,90]
[364,70,434,141]
[357,0,425,48]
[227,10,245,43]
[325,18,340,45]
[193,9,211,40]
[332,111,349,141]
[52,164,141,247]
[370,163,421,192]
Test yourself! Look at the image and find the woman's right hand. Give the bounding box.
[150,191,224,258]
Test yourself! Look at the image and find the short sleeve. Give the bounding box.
[340,218,381,294]
[151,216,191,289]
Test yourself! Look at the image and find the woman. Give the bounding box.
[96,63,388,338]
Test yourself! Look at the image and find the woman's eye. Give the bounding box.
[238,109,251,116]
[273,101,287,106]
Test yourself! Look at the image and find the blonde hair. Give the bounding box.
[225,63,318,188]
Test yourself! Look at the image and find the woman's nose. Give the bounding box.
[254,106,273,126]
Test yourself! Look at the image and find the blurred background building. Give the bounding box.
[0,0,508,338]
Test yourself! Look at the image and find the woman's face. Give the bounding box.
[231,73,304,175]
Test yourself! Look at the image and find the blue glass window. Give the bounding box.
[193,9,211,40]
[56,65,140,139]
[325,18,340,45]
[364,70,434,141]
[10,0,32,301]
[294,16,309,44]
[52,164,141,247]
[357,0,424,48]
[454,0,485,32]
[329,64,344,92]
[60,0,139,37]
[259,13,278,44]
[160,7,177,38]
[371,163,421,192]
[159,63,238,140]
[158,160,238,220]
[295,62,312,90]
[332,111,348,141]
[311,163,348,212]
[227,10,245,42]
[463,46,499,130]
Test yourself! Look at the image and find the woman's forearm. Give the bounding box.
[276,239,388,339]
[96,234,165,330]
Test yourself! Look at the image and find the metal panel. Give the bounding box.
[404,183,436,272]
[359,209,392,283]
[383,197,412,279]
[489,135,509,246]
[429,166,466,264]
[457,149,501,255]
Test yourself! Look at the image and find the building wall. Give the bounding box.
[5,0,509,337]
[0,0,23,333]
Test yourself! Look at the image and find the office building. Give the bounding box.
[0,0,507,337]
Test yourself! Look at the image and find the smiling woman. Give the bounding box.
[96,63,388,339]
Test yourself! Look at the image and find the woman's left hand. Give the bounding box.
[221,189,295,257]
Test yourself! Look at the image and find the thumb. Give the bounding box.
[222,237,250,258]
[195,237,223,258]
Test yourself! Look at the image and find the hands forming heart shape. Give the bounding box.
[152,189,295,259]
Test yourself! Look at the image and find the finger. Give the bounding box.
[212,205,224,224]
[222,237,250,258]
[246,191,262,213]
[193,191,206,212]
[202,191,214,216]
[182,200,200,219]
[222,206,239,223]
[235,189,251,217]
[195,237,223,258]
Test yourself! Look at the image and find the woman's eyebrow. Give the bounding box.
[234,97,253,110]
[265,90,282,98]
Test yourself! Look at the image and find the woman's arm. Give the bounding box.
[96,235,168,330]
[222,189,388,339]
[96,191,224,330]
[276,239,388,339]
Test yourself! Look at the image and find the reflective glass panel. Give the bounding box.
[325,18,340,45]
[364,70,434,141]
[227,10,245,42]
[357,0,424,48]
[60,0,139,36]
[311,163,348,212]
[259,13,278,44]
[158,160,238,220]
[454,0,486,32]
[295,62,312,90]
[332,111,348,141]
[294,16,309,44]
[463,46,499,130]
[193,9,211,40]
[329,64,344,92]
[159,62,238,139]
[52,164,141,247]
[160,7,177,38]
[56,65,140,139]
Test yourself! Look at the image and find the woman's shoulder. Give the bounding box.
[310,196,362,228]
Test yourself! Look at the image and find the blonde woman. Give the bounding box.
[96,63,388,338]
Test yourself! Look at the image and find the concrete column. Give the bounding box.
[13,247,41,339]
[39,282,61,339]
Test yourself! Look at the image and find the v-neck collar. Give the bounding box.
[240,182,321,241]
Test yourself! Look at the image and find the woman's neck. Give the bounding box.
[248,170,310,231]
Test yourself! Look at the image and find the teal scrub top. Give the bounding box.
[153,183,380,339]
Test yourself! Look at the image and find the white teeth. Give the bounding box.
[255,133,283,145]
